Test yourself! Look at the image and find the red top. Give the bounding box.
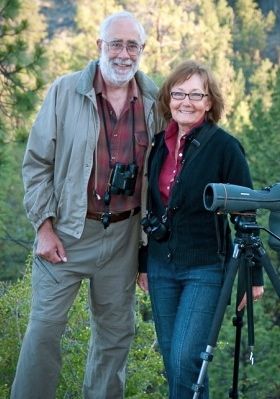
[159,118,204,205]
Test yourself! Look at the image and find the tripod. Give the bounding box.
[192,214,280,399]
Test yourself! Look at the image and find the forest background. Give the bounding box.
[0,0,280,397]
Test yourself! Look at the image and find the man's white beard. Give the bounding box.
[99,53,140,86]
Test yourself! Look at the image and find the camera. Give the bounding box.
[141,213,170,242]
[110,163,138,196]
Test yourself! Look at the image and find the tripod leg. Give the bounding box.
[230,244,258,399]
[229,312,243,399]
[192,244,241,399]
[244,252,255,359]
[229,261,246,399]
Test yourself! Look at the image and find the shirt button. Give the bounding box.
[179,153,183,157]
[167,186,170,190]
[167,253,171,258]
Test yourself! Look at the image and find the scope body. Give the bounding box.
[203,182,280,253]
[203,183,280,213]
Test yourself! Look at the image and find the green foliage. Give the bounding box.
[0,255,33,398]
[126,292,168,398]
[242,67,280,187]
[1,258,280,398]
[0,142,33,281]
[0,0,47,140]
[232,0,275,88]
[0,0,47,279]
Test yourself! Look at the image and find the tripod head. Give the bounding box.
[229,214,265,262]
[232,214,259,235]
[230,212,280,255]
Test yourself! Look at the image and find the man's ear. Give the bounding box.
[97,39,102,52]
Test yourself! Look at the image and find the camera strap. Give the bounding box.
[99,95,137,168]
[98,96,137,228]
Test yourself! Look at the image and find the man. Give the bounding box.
[11,11,163,399]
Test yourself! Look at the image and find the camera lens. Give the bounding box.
[141,215,169,241]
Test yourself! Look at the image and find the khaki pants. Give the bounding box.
[11,215,140,399]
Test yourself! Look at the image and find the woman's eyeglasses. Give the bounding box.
[170,92,208,101]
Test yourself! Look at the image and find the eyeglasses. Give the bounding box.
[170,92,208,101]
[103,40,144,56]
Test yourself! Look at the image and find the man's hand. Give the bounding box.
[36,219,67,264]
[137,273,149,293]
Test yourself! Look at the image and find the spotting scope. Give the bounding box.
[203,183,280,213]
[203,182,280,252]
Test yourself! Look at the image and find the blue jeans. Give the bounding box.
[148,257,224,399]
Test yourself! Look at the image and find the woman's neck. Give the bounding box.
[178,127,191,139]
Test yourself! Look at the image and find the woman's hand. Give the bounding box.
[137,273,149,293]
[237,286,264,311]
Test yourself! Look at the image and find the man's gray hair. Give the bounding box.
[99,11,146,44]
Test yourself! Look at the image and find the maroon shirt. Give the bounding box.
[87,67,148,213]
[159,118,204,205]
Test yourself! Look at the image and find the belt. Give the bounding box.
[86,206,141,223]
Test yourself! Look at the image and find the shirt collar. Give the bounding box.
[165,119,179,140]
[165,117,206,141]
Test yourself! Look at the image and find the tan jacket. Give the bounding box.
[22,60,163,238]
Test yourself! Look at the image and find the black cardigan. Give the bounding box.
[140,122,263,286]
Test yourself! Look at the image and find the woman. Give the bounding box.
[138,60,264,398]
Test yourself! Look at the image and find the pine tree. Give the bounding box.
[0,0,46,140]
[232,0,275,91]
[243,67,280,187]
[0,0,47,279]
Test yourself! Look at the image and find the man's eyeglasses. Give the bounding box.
[170,92,208,101]
[103,40,144,56]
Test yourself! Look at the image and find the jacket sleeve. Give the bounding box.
[22,80,59,231]
[221,137,253,187]
[222,137,264,286]
[138,244,148,273]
